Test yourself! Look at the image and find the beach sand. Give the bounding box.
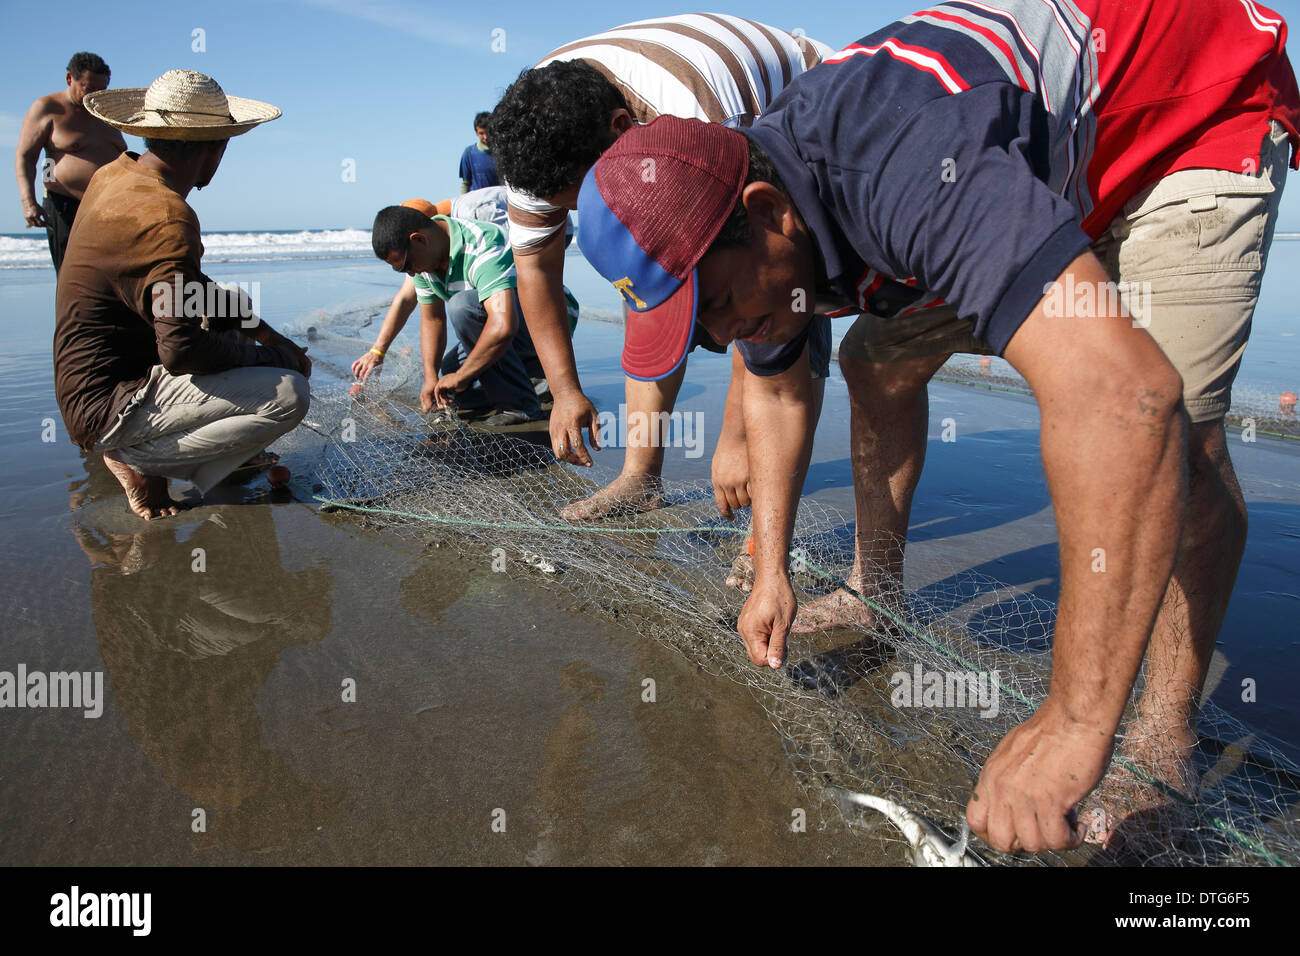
[1,249,1297,865]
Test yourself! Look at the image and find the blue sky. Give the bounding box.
[4,0,1300,231]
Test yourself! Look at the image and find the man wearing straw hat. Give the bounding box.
[54,70,311,520]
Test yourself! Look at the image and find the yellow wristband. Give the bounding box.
[370,347,385,358]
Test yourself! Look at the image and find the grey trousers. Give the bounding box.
[95,364,310,493]
[441,290,543,416]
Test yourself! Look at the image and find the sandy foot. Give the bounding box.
[1080,725,1198,854]
[790,587,880,634]
[561,473,666,521]
[102,452,185,520]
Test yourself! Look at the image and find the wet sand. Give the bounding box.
[1,251,1298,865]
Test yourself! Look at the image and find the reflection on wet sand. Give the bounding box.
[72,503,342,852]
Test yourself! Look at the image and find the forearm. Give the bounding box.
[15,152,39,206]
[1004,252,1188,737]
[515,245,582,395]
[743,360,816,582]
[1039,397,1185,734]
[454,329,510,384]
[373,283,418,354]
[420,315,446,385]
[154,284,284,373]
[719,348,748,444]
[16,108,51,209]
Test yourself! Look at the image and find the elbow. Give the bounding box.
[157,343,202,376]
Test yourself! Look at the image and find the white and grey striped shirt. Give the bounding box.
[507,13,835,253]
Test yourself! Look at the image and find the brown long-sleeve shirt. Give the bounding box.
[54,152,294,450]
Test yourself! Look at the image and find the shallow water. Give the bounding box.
[1,245,1297,864]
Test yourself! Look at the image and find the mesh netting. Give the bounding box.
[280,351,1300,867]
[939,354,1300,442]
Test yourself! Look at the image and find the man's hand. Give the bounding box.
[280,339,311,378]
[22,199,47,228]
[549,388,601,465]
[257,325,311,378]
[967,701,1110,854]
[419,377,438,413]
[712,421,750,519]
[738,573,797,669]
[434,371,467,409]
[351,349,383,381]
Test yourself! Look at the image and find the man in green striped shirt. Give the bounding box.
[371,205,575,425]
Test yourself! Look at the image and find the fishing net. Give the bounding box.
[939,353,1300,442]
[277,341,1300,867]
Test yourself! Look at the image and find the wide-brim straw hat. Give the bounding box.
[83,69,280,141]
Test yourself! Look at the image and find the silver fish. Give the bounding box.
[521,549,561,574]
[837,790,985,867]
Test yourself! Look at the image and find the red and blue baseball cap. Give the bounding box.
[577,116,749,380]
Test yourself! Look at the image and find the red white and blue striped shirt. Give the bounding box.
[737,0,1300,366]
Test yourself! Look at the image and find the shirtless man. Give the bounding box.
[14,52,126,272]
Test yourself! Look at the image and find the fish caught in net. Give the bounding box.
[280,352,1300,867]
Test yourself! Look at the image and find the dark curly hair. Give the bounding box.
[67,52,109,77]
[488,60,630,200]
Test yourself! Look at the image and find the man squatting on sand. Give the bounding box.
[488,14,837,520]
[14,52,126,273]
[53,70,312,519]
[577,0,1300,854]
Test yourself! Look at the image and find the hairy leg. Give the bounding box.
[1083,419,1245,845]
[793,352,947,632]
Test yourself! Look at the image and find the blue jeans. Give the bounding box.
[440,290,543,416]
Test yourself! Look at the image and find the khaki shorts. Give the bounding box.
[839,121,1292,423]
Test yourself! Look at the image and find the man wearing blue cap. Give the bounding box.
[577,0,1300,856]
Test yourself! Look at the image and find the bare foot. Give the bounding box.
[102,453,185,520]
[790,587,880,634]
[1080,724,1198,852]
[561,472,665,521]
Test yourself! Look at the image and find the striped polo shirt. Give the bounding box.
[507,13,835,254]
[735,0,1300,374]
[412,215,516,305]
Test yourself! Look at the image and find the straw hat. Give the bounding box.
[83,70,280,140]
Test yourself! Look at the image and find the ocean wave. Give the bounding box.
[0,228,371,269]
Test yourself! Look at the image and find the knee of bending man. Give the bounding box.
[1096,352,1185,434]
[840,353,940,405]
[271,371,311,425]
